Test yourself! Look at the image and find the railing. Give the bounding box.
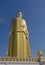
[0,57,38,62]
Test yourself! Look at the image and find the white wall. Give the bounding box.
[0,61,40,65]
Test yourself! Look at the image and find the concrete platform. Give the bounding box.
[0,61,44,65]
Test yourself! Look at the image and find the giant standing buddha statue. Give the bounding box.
[7,11,31,59]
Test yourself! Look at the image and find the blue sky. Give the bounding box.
[0,0,45,57]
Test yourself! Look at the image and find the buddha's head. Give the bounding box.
[16,11,22,18]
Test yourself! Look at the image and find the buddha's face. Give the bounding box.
[16,11,22,18]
